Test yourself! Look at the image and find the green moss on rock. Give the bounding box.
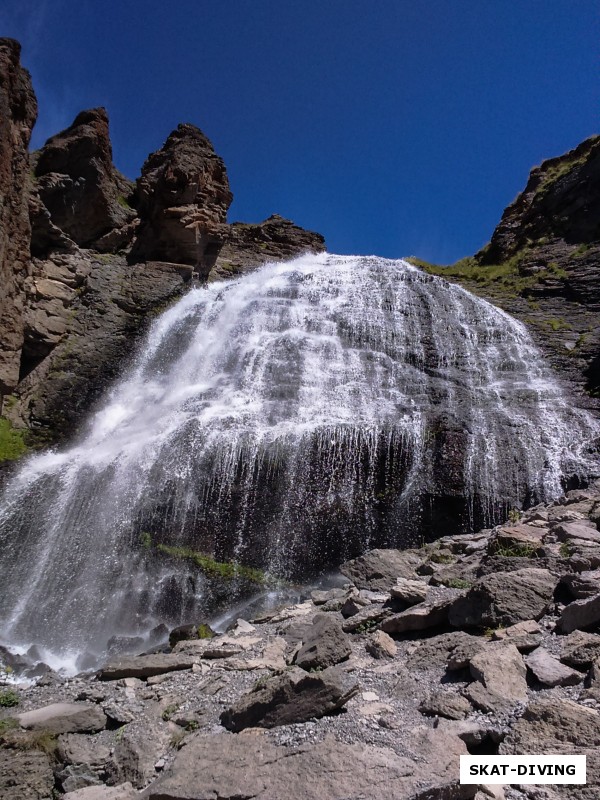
[156,543,272,585]
[0,418,29,463]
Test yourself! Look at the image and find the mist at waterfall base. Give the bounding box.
[1,254,598,673]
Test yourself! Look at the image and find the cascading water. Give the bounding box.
[0,253,598,669]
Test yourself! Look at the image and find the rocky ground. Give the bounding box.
[3,486,600,799]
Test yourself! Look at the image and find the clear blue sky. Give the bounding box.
[3,1,599,264]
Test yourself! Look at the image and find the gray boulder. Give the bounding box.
[469,643,527,703]
[419,690,472,720]
[558,592,600,634]
[220,666,359,731]
[142,728,473,800]
[339,548,421,590]
[295,613,351,670]
[525,647,583,687]
[381,599,451,635]
[448,568,557,628]
[98,653,196,680]
[500,699,600,800]
[560,630,600,668]
[17,702,106,734]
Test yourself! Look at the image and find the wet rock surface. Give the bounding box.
[3,486,600,798]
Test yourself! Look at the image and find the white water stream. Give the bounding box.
[0,253,597,669]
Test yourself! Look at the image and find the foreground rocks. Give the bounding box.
[143,729,472,800]
[4,486,600,798]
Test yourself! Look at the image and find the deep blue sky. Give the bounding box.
[3,1,599,263]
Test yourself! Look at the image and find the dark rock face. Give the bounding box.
[130,123,232,276]
[480,136,600,264]
[0,38,37,395]
[34,107,135,248]
[13,255,193,435]
[209,214,326,280]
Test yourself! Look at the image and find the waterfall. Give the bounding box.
[0,253,597,669]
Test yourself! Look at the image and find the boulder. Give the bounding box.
[499,698,600,800]
[366,630,397,659]
[339,548,421,590]
[220,666,359,731]
[489,619,543,652]
[525,647,583,687]
[469,643,527,703]
[560,571,600,600]
[389,577,428,605]
[380,599,451,635]
[58,733,111,768]
[98,653,196,680]
[488,524,545,555]
[558,592,600,633]
[143,728,473,800]
[34,107,135,247]
[406,631,481,670]
[554,521,600,544]
[448,568,556,628]
[17,702,106,734]
[105,721,170,789]
[341,603,392,633]
[294,613,351,670]
[310,588,347,606]
[560,630,600,668]
[419,690,473,720]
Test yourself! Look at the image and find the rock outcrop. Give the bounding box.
[0,39,37,396]
[129,123,232,276]
[33,107,136,249]
[412,135,600,404]
[0,39,325,447]
[209,214,326,280]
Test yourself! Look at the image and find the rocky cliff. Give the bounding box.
[0,40,37,397]
[0,39,325,452]
[411,135,600,405]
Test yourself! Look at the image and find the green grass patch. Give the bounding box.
[0,688,19,707]
[490,542,538,558]
[571,243,591,258]
[117,194,132,210]
[440,578,472,589]
[559,542,572,558]
[428,550,454,564]
[0,717,19,735]
[0,417,29,463]
[544,317,572,331]
[408,247,569,301]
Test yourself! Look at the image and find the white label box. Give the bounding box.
[460,755,586,785]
